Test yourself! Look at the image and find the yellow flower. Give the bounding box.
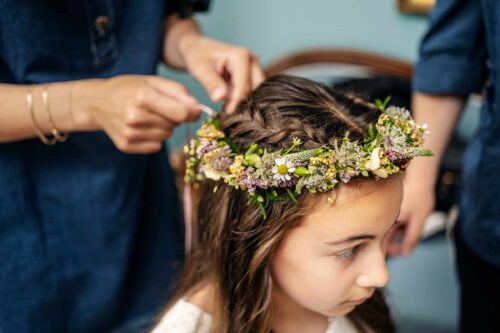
[197,123,225,140]
[226,155,245,187]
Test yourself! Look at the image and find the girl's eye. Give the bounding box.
[336,245,362,262]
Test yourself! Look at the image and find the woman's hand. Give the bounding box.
[76,75,201,154]
[179,35,265,113]
[163,17,265,113]
[387,176,436,256]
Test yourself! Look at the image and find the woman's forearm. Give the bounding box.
[407,92,465,187]
[0,81,96,143]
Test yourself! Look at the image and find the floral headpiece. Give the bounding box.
[184,103,432,218]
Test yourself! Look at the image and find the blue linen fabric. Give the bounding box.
[0,0,209,332]
[413,0,500,266]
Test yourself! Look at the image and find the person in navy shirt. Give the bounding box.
[0,1,264,332]
[389,0,500,331]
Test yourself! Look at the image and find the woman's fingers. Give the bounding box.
[122,141,164,154]
[225,48,252,113]
[187,61,228,102]
[103,115,169,154]
[123,126,173,143]
[133,83,201,123]
[250,53,265,90]
[125,107,175,131]
[112,125,172,154]
[179,37,264,113]
[90,75,203,154]
[145,76,199,106]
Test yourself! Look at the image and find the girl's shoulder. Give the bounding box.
[151,299,213,333]
[152,287,367,333]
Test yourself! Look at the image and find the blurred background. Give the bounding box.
[162,0,427,141]
[162,1,481,332]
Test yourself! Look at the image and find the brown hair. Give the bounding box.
[164,75,395,333]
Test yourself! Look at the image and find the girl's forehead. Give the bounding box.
[299,176,403,239]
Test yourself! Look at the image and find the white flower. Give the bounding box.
[372,167,389,178]
[272,158,296,182]
[421,123,431,135]
[203,164,223,180]
[365,147,381,171]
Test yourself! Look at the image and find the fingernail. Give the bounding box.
[210,87,225,101]
[225,102,235,114]
[199,104,217,117]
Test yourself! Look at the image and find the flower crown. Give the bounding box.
[184,102,432,218]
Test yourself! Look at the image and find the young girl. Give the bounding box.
[152,75,431,333]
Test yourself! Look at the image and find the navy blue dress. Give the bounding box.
[0,1,208,332]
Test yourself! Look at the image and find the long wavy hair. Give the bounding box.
[163,75,395,333]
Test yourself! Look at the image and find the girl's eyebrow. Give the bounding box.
[325,217,401,246]
[325,234,375,246]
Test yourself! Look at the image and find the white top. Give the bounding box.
[152,299,362,333]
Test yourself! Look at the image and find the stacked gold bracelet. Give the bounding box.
[27,85,70,145]
[42,86,68,142]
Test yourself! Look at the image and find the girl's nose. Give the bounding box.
[355,250,389,288]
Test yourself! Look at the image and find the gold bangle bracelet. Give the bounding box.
[43,86,68,142]
[27,87,57,145]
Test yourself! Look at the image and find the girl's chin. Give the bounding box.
[323,303,357,318]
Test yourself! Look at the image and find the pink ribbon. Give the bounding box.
[183,103,217,256]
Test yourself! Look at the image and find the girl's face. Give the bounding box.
[270,175,403,318]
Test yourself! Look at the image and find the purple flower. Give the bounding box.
[239,168,272,193]
[211,147,232,172]
[339,170,359,183]
[278,177,298,188]
[196,140,218,159]
[385,148,404,161]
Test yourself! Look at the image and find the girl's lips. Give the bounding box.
[344,290,375,305]
[343,297,369,305]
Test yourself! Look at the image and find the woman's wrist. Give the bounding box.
[70,80,102,132]
[405,159,439,191]
[27,82,95,135]
[178,31,203,60]
[163,15,201,68]
[0,80,102,144]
